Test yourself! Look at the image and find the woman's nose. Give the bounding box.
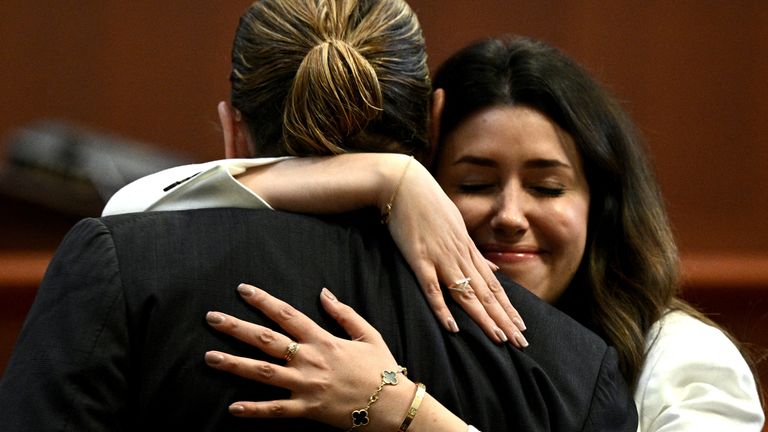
[489,190,529,236]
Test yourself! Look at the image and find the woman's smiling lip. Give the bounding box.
[479,244,544,263]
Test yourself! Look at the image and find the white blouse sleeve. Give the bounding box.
[634,311,764,432]
[102,157,292,216]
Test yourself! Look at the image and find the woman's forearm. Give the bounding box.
[235,153,414,214]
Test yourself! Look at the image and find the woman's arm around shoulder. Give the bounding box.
[236,153,527,347]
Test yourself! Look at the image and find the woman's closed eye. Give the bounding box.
[529,184,566,197]
[458,182,497,194]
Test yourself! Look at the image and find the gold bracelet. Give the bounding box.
[348,365,408,431]
[397,382,426,432]
[380,155,414,225]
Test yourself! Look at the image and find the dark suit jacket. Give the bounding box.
[0,208,636,431]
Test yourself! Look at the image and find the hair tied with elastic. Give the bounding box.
[284,36,383,155]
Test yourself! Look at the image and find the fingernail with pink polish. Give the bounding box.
[229,404,245,415]
[494,327,508,343]
[513,317,527,332]
[321,287,337,301]
[446,318,459,333]
[237,284,255,297]
[205,351,224,365]
[515,332,529,348]
[206,311,225,325]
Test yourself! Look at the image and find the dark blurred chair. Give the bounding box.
[0,120,191,217]
[0,120,192,375]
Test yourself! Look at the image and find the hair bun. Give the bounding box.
[283,38,383,155]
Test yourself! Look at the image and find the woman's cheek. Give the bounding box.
[452,196,487,232]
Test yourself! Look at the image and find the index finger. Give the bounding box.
[236,283,327,342]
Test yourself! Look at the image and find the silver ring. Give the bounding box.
[283,341,300,362]
[447,277,472,293]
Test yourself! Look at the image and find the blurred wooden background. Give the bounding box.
[1,1,766,416]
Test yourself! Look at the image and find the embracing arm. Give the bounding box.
[236,153,526,346]
[236,153,403,214]
[205,284,476,432]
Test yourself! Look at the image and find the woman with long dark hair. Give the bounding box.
[199,36,764,430]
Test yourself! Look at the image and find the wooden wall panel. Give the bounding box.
[0,0,254,164]
[3,1,764,253]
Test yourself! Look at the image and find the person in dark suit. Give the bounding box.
[0,209,633,431]
[0,0,637,430]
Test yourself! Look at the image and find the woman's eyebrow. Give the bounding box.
[453,155,497,167]
[454,156,571,169]
[523,158,571,169]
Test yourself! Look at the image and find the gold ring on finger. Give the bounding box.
[283,341,300,363]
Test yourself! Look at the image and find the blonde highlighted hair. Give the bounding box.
[230,0,431,159]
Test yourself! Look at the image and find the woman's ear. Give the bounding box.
[427,88,445,163]
[218,101,252,158]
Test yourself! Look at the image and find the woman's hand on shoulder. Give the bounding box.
[236,152,527,347]
[381,156,527,347]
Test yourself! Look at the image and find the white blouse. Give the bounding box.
[634,310,764,431]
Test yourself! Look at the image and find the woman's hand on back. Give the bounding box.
[204,285,467,432]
